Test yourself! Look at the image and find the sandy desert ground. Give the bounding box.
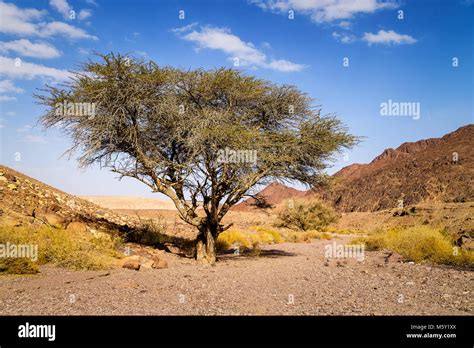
[0,233,472,316]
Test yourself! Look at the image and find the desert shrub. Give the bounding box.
[128,215,169,245]
[355,226,473,266]
[324,227,356,235]
[0,258,39,274]
[216,228,252,251]
[216,225,332,252]
[0,225,122,274]
[277,199,339,231]
[250,226,284,244]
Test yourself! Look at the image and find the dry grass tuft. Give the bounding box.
[0,225,123,274]
[216,225,331,252]
[354,226,473,266]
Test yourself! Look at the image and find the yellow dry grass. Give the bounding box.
[0,225,122,274]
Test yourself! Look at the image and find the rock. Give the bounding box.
[66,221,89,233]
[141,259,155,269]
[7,183,17,190]
[36,212,66,228]
[152,255,168,269]
[122,256,141,270]
[0,176,7,183]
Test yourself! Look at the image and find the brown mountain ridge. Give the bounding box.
[236,124,474,212]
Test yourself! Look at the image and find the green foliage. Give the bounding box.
[277,198,339,231]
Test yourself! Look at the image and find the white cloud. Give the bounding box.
[254,0,398,22]
[0,2,97,40]
[338,20,351,29]
[49,0,72,19]
[0,95,17,102]
[78,9,92,20]
[180,26,306,72]
[0,80,24,93]
[266,59,306,72]
[0,56,72,81]
[171,22,198,34]
[0,1,46,35]
[39,21,98,40]
[0,39,61,58]
[332,31,356,44]
[363,30,417,45]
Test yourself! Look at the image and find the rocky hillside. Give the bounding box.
[236,124,474,212]
[232,182,306,211]
[0,165,195,256]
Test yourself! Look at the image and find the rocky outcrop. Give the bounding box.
[0,165,196,258]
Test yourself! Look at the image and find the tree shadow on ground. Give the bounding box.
[217,248,297,262]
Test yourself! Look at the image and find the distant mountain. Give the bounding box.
[232,182,306,211]
[236,124,474,212]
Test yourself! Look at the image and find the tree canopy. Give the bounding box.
[36,53,358,263]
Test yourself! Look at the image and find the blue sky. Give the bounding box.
[0,0,473,197]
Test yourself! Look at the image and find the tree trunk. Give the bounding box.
[195,225,217,264]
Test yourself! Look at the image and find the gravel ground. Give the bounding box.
[0,236,472,315]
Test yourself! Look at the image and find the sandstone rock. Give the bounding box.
[121,256,141,270]
[66,221,89,233]
[122,260,140,270]
[7,184,17,190]
[0,176,7,183]
[141,259,155,269]
[152,255,168,269]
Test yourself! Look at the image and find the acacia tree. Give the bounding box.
[37,53,357,264]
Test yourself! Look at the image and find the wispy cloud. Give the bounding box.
[0,56,72,81]
[253,0,398,23]
[332,31,356,44]
[49,0,72,19]
[0,95,17,102]
[0,80,24,93]
[176,25,306,72]
[171,22,198,34]
[0,39,62,58]
[0,79,24,102]
[0,2,97,40]
[363,30,417,45]
[78,9,92,20]
[39,21,98,40]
